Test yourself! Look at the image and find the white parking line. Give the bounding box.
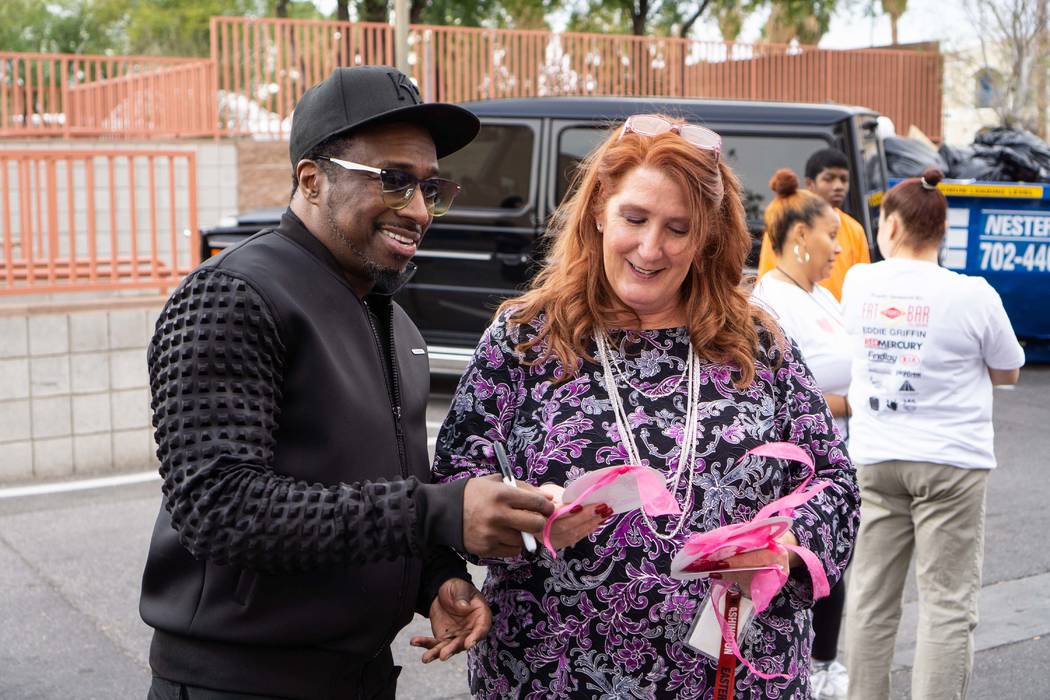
[0,424,445,500]
[0,471,160,499]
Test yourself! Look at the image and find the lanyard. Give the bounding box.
[712,588,742,700]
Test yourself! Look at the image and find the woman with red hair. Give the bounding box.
[433,115,859,698]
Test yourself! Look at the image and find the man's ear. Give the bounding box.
[804,177,817,190]
[295,160,325,204]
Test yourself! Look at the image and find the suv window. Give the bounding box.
[438,123,535,210]
[556,127,829,224]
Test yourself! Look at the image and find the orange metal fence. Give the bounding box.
[0,149,199,295]
[212,16,391,136]
[211,17,943,140]
[0,53,216,139]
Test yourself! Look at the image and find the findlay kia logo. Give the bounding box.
[899,353,921,367]
[869,350,894,367]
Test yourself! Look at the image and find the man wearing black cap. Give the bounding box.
[140,66,555,700]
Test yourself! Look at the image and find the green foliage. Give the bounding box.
[762,0,837,43]
[0,0,125,54]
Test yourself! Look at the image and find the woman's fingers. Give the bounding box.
[538,503,609,550]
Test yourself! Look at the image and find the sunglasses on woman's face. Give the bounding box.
[317,156,461,217]
[618,115,722,162]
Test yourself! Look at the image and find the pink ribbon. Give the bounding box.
[684,442,832,679]
[541,465,680,557]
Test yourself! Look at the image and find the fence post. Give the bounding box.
[62,56,71,139]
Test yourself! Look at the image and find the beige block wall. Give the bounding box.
[0,298,164,484]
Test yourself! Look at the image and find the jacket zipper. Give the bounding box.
[359,297,411,665]
[361,299,408,477]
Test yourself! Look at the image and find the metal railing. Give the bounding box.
[0,52,216,139]
[212,16,391,137]
[210,17,943,140]
[0,149,199,295]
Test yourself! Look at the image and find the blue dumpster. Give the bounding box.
[886,180,1050,362]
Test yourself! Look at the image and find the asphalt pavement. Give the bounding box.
[0,370,1047,699]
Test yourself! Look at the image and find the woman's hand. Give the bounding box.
[713,530,800,596]
[533,483,610,551]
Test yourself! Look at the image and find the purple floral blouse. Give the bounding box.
[433,310,859,699]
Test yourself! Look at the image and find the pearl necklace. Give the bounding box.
[595,331,700,540]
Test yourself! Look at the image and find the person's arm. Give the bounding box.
[973,281,1025,387]
[432,311,597,561]
[989,367,1020,386]
[769,337,860,604]
[823,392,851,418]
[150,269,438,573]
[850,214,871,265]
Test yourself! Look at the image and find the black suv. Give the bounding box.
[201,96,887,373]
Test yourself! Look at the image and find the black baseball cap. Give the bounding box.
[289,66,480,166]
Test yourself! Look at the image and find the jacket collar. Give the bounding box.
[276,209,416,298]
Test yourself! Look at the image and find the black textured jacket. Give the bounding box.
[140,210,468,699]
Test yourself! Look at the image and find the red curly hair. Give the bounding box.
[498,115,780,387]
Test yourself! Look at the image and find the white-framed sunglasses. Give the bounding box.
[618,114,722,162]
[316,156,462,217]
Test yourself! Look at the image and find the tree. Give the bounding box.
[881,0,907,45]
[968,0,1049,135]
[714,3,745,40]
[567,0,840,41]
[762,0,837,44]
[0,0,127,54]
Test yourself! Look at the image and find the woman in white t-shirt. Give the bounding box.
[751,168,853,700]
[842,167,1024,700]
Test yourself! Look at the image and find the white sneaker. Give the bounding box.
[810,659,848,700]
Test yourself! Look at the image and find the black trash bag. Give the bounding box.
[938,143,976,179]
[972,127,1050,182]
[950,149,1010,181]
[884,136,948,178]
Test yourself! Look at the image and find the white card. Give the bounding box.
[686,589,755,660]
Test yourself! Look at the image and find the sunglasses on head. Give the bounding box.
[618,115,721,162]
[316,156,461,216]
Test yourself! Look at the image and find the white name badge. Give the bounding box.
[686,589,756,661]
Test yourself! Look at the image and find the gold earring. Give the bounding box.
[793,244,810,263]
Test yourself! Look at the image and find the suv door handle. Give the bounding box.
[492,252,530,267]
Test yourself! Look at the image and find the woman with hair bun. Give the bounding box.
[842,167,1025,700]
[751,168,852,700]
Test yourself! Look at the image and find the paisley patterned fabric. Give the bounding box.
[433,310,859,699]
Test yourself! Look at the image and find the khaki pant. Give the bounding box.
[845,460,988,700]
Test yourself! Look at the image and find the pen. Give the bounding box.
[492,442,538,553]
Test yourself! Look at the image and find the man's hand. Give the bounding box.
[409,578,492,663]
[462,474,555,558]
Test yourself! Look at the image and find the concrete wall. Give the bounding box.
[0,297,164,484]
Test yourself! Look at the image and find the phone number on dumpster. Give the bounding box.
[978,242,1050,272]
